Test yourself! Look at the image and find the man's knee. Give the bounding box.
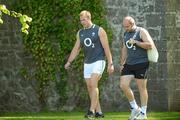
[139,87,147,92]
[120,81,129,90]
[136,79,147,91]
[88,83,98,90]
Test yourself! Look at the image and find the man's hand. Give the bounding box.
[64,62,71,69]
[119,64,124,71]
[128,38,137,45]
[107,64,114,75]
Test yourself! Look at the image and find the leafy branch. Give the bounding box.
[0,4,32,34]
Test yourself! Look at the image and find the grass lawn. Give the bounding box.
[0,112,180,120]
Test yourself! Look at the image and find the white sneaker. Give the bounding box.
[129,107,141,120]
[135,112,147,120]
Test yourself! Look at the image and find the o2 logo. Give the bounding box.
[84,38,95,48]
[125,40,136,50]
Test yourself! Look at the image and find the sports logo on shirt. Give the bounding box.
[92,32,95,36]
[126,39,136,50]
[84,38,95,48]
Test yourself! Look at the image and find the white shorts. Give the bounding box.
[84,60,106,79]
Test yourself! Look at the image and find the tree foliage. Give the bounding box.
[0,4,32,34]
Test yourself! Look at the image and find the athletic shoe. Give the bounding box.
[135,112,147,120]
[84,110,94,119]
[129,107,141,120]
[95,112,104,118]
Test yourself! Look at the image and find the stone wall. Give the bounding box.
[103,0,180,111]
[0,13,40,112]
[166,0,180,111]
[0,0,60,112]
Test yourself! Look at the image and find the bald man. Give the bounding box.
[65,10,114,119]
[120,16,153,120]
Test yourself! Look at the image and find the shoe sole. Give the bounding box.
[129,109,141,120]
[134,118,147,120]
[134,117,147,120]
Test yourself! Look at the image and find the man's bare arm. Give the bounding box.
[65,32,81,69]
[120,42,127,65]
[99,27,114,74]
[129,28,153,50]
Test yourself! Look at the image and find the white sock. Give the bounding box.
[141,106,147,114]
[129,100,138,109]
[90,109,95,113]
[97,112,102,114]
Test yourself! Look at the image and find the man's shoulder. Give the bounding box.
[137,27,147,32]
[139,27,149,35]
[93,24,100,30]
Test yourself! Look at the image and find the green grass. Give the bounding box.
[0,112,180,120]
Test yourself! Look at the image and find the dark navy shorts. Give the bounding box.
[121,62,149,79]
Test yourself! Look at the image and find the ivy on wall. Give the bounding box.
[10,0,112,107]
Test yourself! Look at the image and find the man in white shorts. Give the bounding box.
[64,10,114,119]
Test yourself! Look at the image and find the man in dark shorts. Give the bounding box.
[120,16,154,120]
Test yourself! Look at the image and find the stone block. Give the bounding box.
[165,0,179,12]
[176,12,180,28]
[165,14,176,27]
[146,14,165,27]
[148,28,160,40]
[155,0,166,12]
[139,5,154,13]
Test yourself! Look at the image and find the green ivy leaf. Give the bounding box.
[0,4,10,15]
[0,18,3,24]
[0,4,32,34]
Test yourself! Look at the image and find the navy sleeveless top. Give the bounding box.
[124,27,148,65]
[79,24,105,63]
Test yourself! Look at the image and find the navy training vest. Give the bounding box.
[79,24,105,63]
[123,27,148,65]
